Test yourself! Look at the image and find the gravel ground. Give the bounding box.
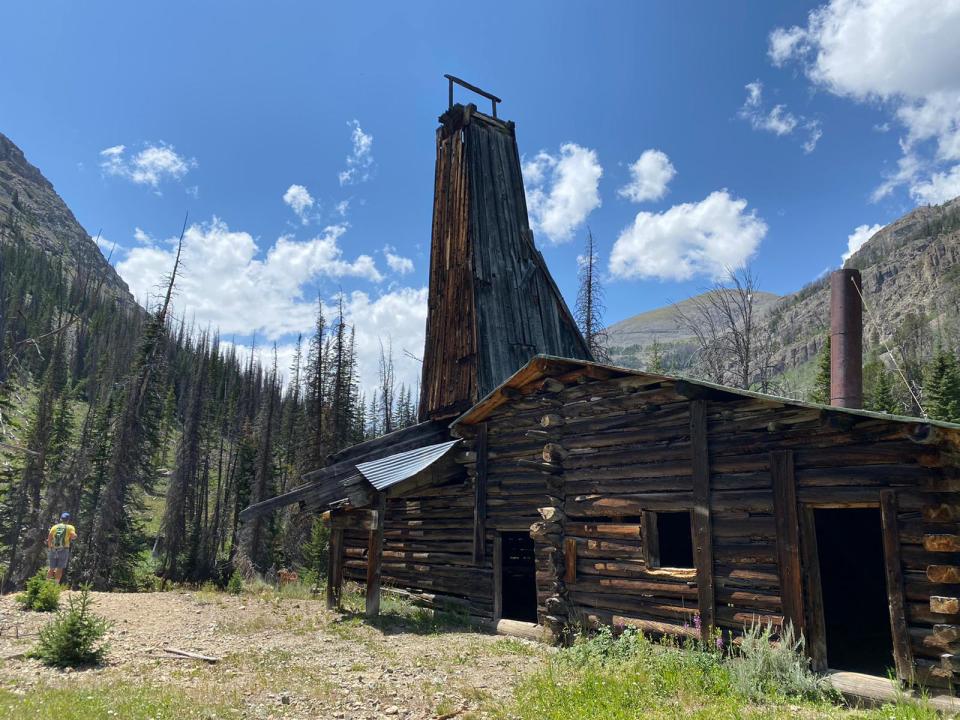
[0,588,547,719]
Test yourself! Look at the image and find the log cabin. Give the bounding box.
[240,77,960,693]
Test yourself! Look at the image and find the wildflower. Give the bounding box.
[693,613,702,631]
[716,636,724,650]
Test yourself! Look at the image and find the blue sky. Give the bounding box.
[3,1,959,392]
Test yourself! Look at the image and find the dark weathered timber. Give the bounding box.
[881,490,915,683]
[493,533,503,621]
[564,537,577,584]
[771,450,804,637]
[366,493,387,618]
[327,526,345,611]
[418,105,590,421]
[690,399,715,641]
[799,505,828,671]
[473,423,489,563]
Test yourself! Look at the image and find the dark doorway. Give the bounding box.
[657,511,695,568]
[813,508,894,675]
[500,532,537,622]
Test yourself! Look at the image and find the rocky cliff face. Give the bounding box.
[607,196,960,381]
[0,132,133,305]
[765,196,960,373]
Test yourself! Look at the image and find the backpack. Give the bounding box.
[52,524,69,548]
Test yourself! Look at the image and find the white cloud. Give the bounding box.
[609,190,767,282]
[133,227,153,244]
[100,142,195,187]
[338,120,375,186]
[523,143,602,244]
[220,286,428,395]
[283,184,315,224]
[335,199,350,217]
[911,165,960,205]
[116,217,383,341]
[346,287,428,394]
[740,81,798,136]
[618,149,676,203]
[770,0,960,201]
[842,222,883,264]
[383,245,414,274]
[768,26,809,66]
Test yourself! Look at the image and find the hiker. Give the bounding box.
[47,512,77,584]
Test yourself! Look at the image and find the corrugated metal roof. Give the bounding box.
[355,439,460,491]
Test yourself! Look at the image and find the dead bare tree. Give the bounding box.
[673,267,777,390]
[576,228,609,362]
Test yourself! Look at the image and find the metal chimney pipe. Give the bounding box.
[829,268,863,409]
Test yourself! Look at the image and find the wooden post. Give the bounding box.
[881,490,914,683]
[563,537,577,584]
[798,505,827,671]
[771,449,805,638]
[690,399,715,642]
[365,494,386,618]
[493,533,503,621]
[473,423,489,564]
[641,511,659,568]
[327,524,345,611]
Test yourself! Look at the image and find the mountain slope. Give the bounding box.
[0,132,133,305]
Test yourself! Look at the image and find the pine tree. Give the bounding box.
[810,337,831,404]
[77,224,184,589]
[925,349,960,422]
[872,367,900,414]
[648,340,665,374]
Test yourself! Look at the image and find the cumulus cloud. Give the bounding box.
[911,165,960,205]
[283,184,315,223]
[100,142,195,187]
[739,81,822,153]
[383,245,414,274]
[769,0,960,201]
[618,149,676,203]
[220,287,428,395]
[116,217,384,340]
[523,143,602,243]
[338,120,375,186]
[842,223,884,264]
[609,190,767,282]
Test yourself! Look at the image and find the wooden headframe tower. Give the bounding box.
[419,76,592,421]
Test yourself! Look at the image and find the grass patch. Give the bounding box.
[0,682,230,720]
[498,625,939,720]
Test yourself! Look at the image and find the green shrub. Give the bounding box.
[303,518,329,581]
[31,586,110,667]
[226,570,243,595]
[16,570,61,612]
[728,621,829,702]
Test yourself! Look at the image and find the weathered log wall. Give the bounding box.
[453,367,959,691]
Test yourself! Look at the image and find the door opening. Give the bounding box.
[813,508,894,675]
[500,532,537,622]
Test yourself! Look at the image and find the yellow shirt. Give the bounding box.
[48,523,77,549]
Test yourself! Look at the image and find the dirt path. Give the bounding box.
[0,588,547,719]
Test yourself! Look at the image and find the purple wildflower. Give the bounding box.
[693,613,702,631]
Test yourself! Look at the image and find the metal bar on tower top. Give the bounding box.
[444,74,501,117]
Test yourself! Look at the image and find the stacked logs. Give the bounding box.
[531,435,571,640]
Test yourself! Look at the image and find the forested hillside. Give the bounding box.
[0,135,418,593]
